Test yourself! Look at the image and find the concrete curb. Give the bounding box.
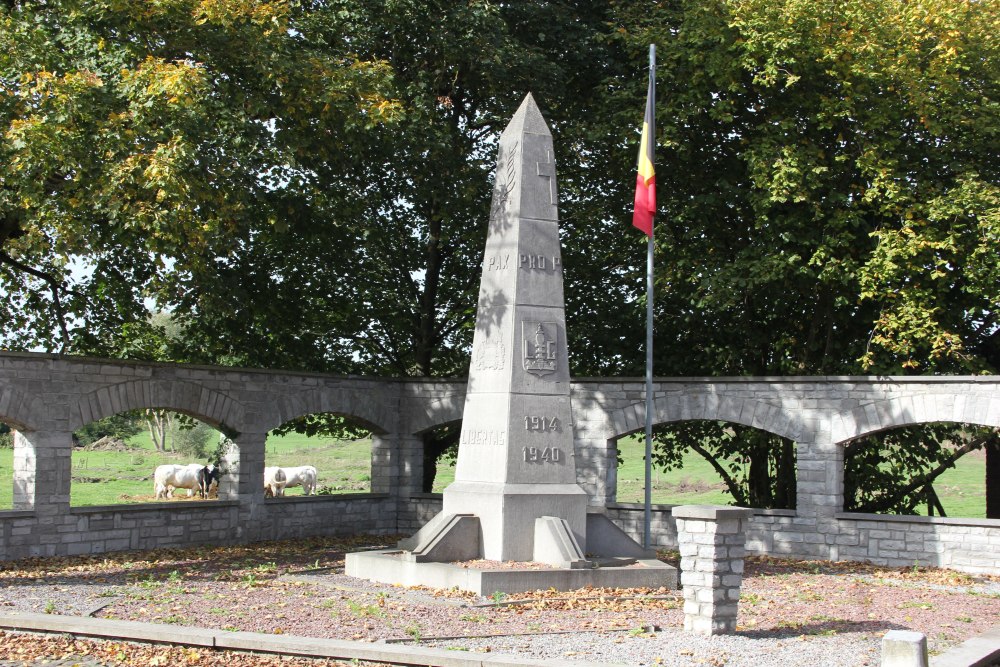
[0,611,623,667]
[930,626,1000,667]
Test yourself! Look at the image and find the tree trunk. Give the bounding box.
[986,433,1000,519]
[773,438,796,510]
[746,432,773,508]
[421,426,460,493]
[145,410,172,452]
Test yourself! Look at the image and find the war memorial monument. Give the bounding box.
[346,94,677,595]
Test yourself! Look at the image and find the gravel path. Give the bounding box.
[0,537,996,667]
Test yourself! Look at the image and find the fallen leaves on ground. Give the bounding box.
[0,631,390,667]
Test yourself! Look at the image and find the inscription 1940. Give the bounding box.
[523,447,561,463]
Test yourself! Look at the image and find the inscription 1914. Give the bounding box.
[524,415,561,432]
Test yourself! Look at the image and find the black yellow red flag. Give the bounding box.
[632,71,656,236]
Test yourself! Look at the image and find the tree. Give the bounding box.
[845,424,996,516]
[128,1,626,489]
[0,0,398,353]
[3,0,996,507]
[600,0,1000,509]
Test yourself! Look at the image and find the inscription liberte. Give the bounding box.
[460,429,506,447]
[484,253,562,272]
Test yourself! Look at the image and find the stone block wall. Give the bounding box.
[1,352,998,573]
[0,496,396,561]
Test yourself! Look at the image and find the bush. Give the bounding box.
[172,421,213,459]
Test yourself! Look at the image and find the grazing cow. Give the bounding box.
[281,465,318,495]
[204,464,221,497]
[154,463,213,500]
[263,466,287,498]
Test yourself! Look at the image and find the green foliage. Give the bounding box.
[603,0,1000,506]
[0,0,398,354]
[170,419,213,459]
[0,423,11,449]
[73,412,142,447]
[270,413,370,441]
[652,422,796,509]
[845,424,995,515]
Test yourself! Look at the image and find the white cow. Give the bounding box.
[281,465,318,495]
[263,466,287,498]
[154,463,213,500]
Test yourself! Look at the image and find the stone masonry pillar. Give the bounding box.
[674,505,754,636]
[370,433,400,495]
[796,441,844,559]
[220,431,266,541]
[13,429,71,515]
[395,434,424,499]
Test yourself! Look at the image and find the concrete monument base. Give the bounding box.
[441,481,588,561]
[345,549,677,596]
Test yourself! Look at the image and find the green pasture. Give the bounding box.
[431,435,990,516]
[0,429,989,516]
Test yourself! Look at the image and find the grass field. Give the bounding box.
[0,427,375,508]
[0,429,989,516]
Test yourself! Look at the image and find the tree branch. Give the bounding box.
[689,441,748,506]
[854,435,988,513]
[0,250,71,352]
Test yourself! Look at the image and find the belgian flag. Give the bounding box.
[632,67,656,237]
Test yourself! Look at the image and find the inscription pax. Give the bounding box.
[485,253,511,271]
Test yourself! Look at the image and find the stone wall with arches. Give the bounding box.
[570,377,1000,574]
[0,352,998,574]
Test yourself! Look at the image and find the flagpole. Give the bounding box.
[643,43,656,551]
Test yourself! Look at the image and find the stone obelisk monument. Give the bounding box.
[347,94,675,592]
[441,93,588,562]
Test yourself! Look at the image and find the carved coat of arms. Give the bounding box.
[522,321,558,377]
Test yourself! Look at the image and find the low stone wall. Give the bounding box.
[398,494,444,534]
[0,494,395,561]
[833,513,1000,575]
[3,492,998,574]
[604,503,1000,575]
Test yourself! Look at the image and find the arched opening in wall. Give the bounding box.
[71,410,224,506]
[265,413,373,497]
[843,423,999,518]
[424,422,461,493]
[0,422,12,509]
[615,420,797,509]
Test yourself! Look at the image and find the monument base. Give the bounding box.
[441,481,588,562]
[345,549,678,596]
[346,508,674,595]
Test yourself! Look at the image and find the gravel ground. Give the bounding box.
[0,536,997,667]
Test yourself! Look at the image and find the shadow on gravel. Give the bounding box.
[738,619,907,640]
